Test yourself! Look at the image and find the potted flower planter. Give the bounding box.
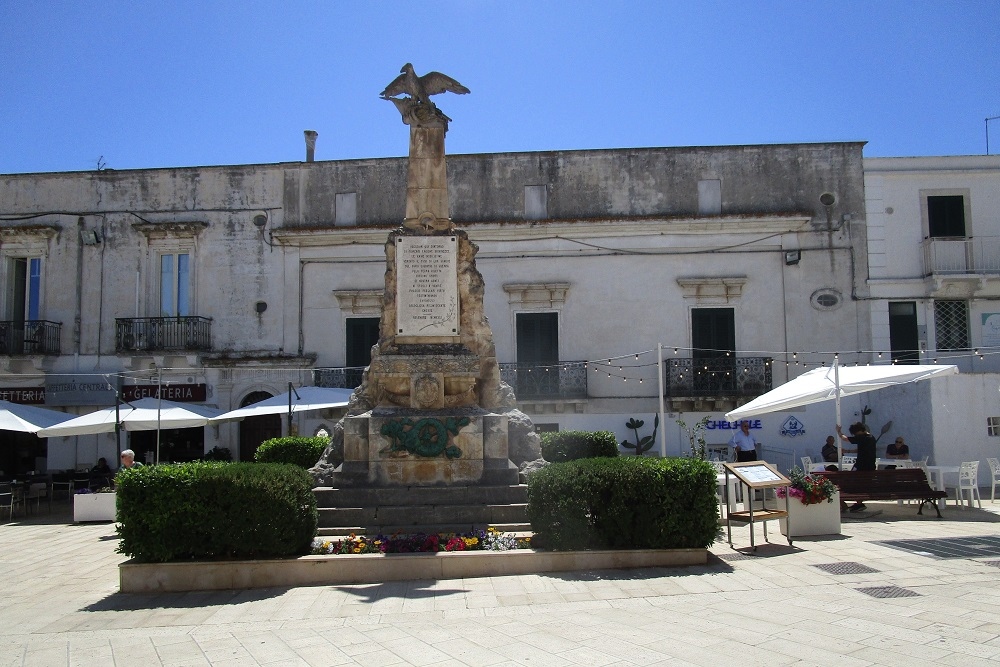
[74,492,117,522]
[776,490,841,536]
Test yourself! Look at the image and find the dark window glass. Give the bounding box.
[927,195,966,238]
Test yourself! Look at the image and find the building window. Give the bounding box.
[934,300,969,351]
[927,194,966,238]
[160,253,190,317]
[691,307,735,393]
[888,301,919,364]
[515,312,559,396]
[810,288,842,311]
[335,192,357,226]
[6,257,42,321]
[698,179,722,215]
[345,317,380,388]
[988,416,1000,437]
[524,185,548,220]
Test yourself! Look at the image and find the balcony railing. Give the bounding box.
[0,320,61,355]
[664,356,772,399]
[499,361,588,400]
[314,367,366,390]
[115,316,212,352]
[922,236,1000,275]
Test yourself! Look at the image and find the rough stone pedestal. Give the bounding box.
[337,409,519,487]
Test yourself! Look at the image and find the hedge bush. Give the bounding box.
[539,430,619,462]
[254,436,328,468]
[116,462,318,562]
[527,456,718,550]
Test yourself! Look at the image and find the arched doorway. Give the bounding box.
[238,391,282,462]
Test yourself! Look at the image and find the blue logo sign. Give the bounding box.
[780,416,806,437]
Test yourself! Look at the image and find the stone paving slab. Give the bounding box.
[2,499,1000,665]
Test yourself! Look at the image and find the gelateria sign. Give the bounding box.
[122,384,207,402]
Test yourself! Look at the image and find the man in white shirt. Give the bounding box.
[728,421,759,462]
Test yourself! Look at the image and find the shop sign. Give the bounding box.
[705,419,763,430]
[122,384,207,402]
[780,415,806,437]
[0,387,46,404]
[45,375,116,406]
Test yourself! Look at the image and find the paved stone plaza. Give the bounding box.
[2,500,1000,666]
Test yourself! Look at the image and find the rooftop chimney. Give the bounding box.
[304,130,318,162]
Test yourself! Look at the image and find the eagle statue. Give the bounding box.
[380,63,470,106]
[381,64,469,127]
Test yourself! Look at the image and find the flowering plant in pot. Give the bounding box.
[776,467,838,505]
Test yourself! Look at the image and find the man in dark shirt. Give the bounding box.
[836,422,877,511]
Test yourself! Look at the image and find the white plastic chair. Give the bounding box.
[956,461,982,509]
[987,458,1000,503]
[841,455,857,469]
[801,456,813,472]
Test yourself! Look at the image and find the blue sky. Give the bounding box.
[2,1,998,174]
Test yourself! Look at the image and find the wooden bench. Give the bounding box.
[815,469,948,518]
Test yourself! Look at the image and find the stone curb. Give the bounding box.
[119,548,708,593]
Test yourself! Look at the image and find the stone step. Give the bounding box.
[315,522,532,538]
[314,484,528,508]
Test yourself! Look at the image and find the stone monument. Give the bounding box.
[312,64,540,491]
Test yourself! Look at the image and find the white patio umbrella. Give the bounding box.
[35,397,224,437]
[211,386,353,424]
[725,361,959,459]
[0,400,71,433]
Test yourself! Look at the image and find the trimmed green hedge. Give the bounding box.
[527,456,718,551]
[116,462,318,562]
[539,430,619,462]
[254,436,328,468]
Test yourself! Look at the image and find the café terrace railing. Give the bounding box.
[0,320,61,355]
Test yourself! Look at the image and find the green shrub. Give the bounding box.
[539,430,619,462]
[254,436,328,468]
[527,456,718,550]
[202,446,232,462]
[116,462,318,562]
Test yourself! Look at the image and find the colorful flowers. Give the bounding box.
[312,527,530,555]
[776,467,838,505]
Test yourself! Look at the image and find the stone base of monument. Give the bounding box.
[336,408,520,487]
[314,483,529,537]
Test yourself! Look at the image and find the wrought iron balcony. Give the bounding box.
[0,320,61,355]
[314,367,366,390]
[664,356,772,399]
[499,361,588,400]
[115,317,212,352]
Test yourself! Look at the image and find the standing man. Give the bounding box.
[728,421,759,462]
[119,449,143,469]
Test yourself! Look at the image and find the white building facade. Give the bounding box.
[0,142,871,474]
[863,155,1000,483]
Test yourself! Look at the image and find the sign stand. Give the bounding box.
[724,461,793,549]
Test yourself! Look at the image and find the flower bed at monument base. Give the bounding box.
[119,547,708,594]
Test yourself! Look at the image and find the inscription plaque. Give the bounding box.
[396,236,459,337]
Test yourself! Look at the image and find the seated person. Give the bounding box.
[884,436,909,469]
[821,435,839,471]
[92,457,112,475]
